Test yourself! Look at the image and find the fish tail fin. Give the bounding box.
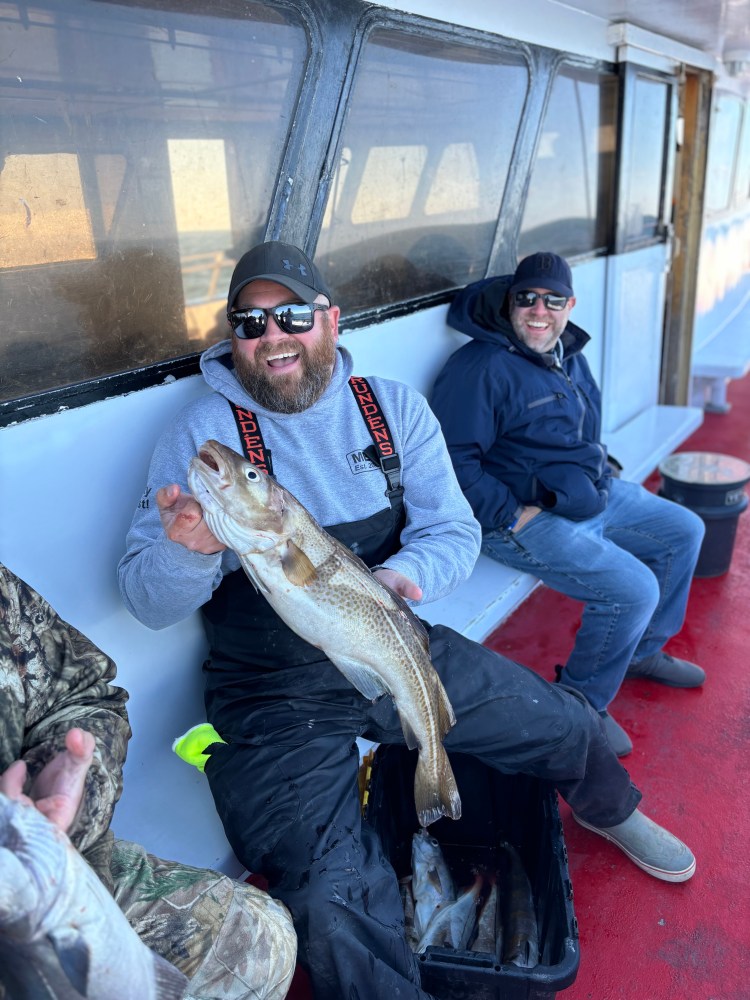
[414,743,462,828]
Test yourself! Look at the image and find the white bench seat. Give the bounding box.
[690,294,750,412]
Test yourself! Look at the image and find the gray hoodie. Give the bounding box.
[118,340,481,630]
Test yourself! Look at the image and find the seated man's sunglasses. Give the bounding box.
[513,291,569,311]
[228,303,329,339]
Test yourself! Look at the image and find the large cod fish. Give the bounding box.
[188,439,461,828]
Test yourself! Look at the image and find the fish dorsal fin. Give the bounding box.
[380,601,430,657]
[378,582,431,649]
[328,653,388,702]
[281,540,318,587]
[431,670,457,734]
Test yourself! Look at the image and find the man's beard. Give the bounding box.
[232,328,337,413]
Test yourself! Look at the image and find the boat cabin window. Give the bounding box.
[737,105,750,204]
[315,27,529,316]
[705,93,744,215]
[619,74,672,246]
[735,100,750,207]
[0,0,308,403]
[519,65,618,258]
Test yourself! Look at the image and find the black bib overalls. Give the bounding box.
[201,416,640,1000]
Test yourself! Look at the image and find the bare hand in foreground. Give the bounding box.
[373,567,423,602]
[157,484,226,554]
[0,727,94,833]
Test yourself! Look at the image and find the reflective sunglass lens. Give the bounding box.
[275,305,314,333]
[545,296,567,311]
[242,312,268,338]
[514,292,567,311]
[229,303,326,338]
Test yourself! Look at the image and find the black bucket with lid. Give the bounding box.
[658,452,750,578]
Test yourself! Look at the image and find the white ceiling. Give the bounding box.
[563,0,750,60]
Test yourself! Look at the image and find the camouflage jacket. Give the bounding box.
[0,563,131,889]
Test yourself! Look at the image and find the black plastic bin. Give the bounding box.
[658,452,750,578]
[363,745,580,1000]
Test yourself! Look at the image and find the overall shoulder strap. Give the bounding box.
[228,403,274,476]
[348,376,403,503]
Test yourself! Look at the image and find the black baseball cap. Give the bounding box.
[509,251,574,298]
[227,241,332,309]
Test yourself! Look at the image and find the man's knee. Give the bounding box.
[188,875,297,1000]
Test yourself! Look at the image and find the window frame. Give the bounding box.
[0,0,621,425]
[613,62,678,255]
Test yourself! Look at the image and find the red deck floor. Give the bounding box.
[484,379,750,1000]
[284,380,750,1000]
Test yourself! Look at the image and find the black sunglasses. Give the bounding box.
[228,303,329,339]
[513,291,569,311]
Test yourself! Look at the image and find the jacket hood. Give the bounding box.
[199,338,355,417]
[447,274,591,360]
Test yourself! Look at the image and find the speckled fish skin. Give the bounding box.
[0,792,186,999]
[411,829,457,940]
[500,841,539,968]
[188,439,461,828]
[415,873,483,954]
[398,876,420,949]
[470,877,500,956]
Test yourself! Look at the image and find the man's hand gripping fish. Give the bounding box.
[188,439,461,828]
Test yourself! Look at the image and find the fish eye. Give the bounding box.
[245,468,260,482]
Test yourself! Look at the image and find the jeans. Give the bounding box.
[481,478,705,712]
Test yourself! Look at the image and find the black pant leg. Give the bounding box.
[427,626,642,827]
[205,733,430,1000]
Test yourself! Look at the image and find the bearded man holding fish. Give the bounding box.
[119,240,697,1000]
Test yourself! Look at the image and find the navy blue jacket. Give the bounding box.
[431,275,611,529]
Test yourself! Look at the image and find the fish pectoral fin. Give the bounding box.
[329,654,388,702]
[281,541,318,587]
[47,928,91,994]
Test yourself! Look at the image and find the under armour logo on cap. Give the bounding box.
[281,258,308,278]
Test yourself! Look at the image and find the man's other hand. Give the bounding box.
[373,568,423,602]
[156,484,226,554]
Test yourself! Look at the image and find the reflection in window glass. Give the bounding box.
[352,146,428,223]
[737,106,750,203]
[95,155,128,235]
[520,67,618,257]
[0,154,96,266]
[167,139,234,339]
[705,94,743,214]
[425,144,481,215]
[622,76,669,244]
[0,0,307,403]
[317,29,528,314]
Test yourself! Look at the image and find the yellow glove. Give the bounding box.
[172,723,226,772]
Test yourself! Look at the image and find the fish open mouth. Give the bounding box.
[198,447,221,472]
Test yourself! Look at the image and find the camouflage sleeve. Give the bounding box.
[0,564,131,871]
